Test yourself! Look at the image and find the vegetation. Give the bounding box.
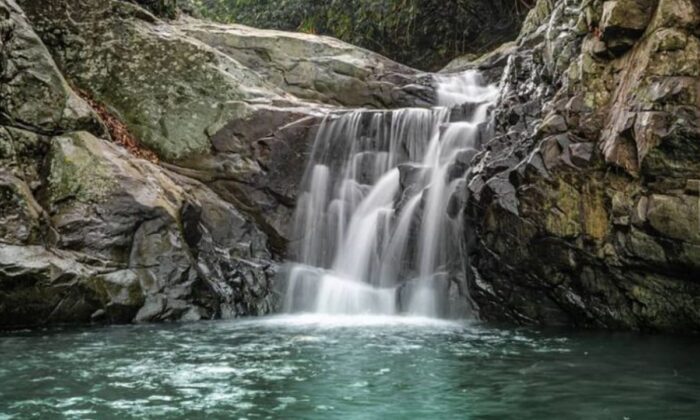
[183,0,533,70]
[137,0,179,18]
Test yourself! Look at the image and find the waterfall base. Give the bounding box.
[283,264,469,317]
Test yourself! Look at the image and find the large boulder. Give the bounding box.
[0,0,277,328]
[1,129,278,327]
[18,0,431,245]
[0,0,433,329]
[0,0,101,134]
[0,244,103,328]
[464,0,700,333]
[20,0,430,161]
[177,18,428,108]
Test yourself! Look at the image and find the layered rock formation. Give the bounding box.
[2,0,698,334]
[0,0,427,328]
[464,0,700,333]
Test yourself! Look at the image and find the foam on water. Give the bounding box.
[245,314,465,329]
[3,319,698,419]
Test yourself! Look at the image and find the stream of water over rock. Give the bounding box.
[284,71,498,317]
[2,72,700,419]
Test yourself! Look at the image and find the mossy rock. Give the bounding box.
[48,132,119,204]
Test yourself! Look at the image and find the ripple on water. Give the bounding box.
[1,316,699,419]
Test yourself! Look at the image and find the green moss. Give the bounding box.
[544,180,582,238]
[88,271,145,307]
[69,23,252,161]
[542,178,609,240]
[519,0,554,37]
[48,133,118,203]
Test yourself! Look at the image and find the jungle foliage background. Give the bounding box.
[183,0,533,70]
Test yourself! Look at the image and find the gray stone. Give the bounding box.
[464,0,700,333]
[600,0,656,54]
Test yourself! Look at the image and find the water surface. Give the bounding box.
[1,315,699,419]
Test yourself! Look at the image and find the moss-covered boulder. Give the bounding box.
[0,0,286,328]
[18,0,432,249]
[1,128,278,328]
[0,0,101,134]
[19,0,428,163]
[44,131,276,323]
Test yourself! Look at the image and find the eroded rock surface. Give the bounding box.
[19,0,432,245]
[1,0,429,328]
[3,0,699,333]
[464,0,700,332]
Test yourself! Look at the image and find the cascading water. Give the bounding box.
[284,70,498,317]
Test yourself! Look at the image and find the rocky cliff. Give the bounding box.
[1,0,698,333]
[0,0,428,328]
[462,0,700,333]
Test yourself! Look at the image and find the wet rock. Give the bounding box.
[465,0,700,333]
[0,0,435,329]
[398,163,427,198]
[646,194,700,242]
[0,172,45,245]
[446,180,469,219]
[447,149,479,181]
[569,142,594,166]
[540,113,568,134]
[0,244,103,328]
[441,42,518,84]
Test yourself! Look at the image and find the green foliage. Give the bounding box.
[137,0,179,18]
[184,0,531,70]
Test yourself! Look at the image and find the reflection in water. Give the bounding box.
[1,316,699,419]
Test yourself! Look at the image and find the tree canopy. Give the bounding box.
[185,0,532,70]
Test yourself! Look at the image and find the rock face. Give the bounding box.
[1,0,427,328]
[3,0,698,334]
[20,0,431,244]
[464,0,700,333]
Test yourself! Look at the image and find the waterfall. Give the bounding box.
[284,71,498,317]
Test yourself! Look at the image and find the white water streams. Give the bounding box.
[284,71,498,317]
